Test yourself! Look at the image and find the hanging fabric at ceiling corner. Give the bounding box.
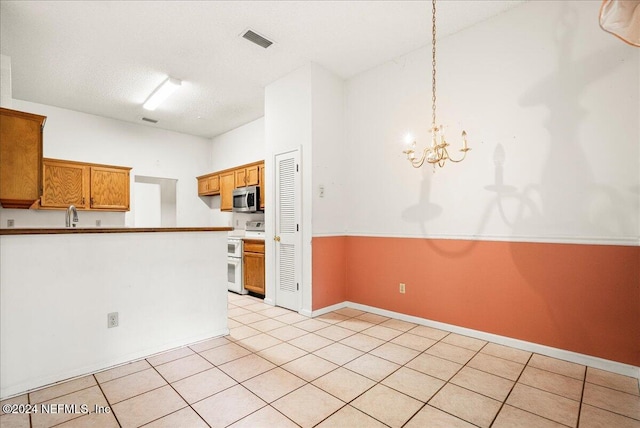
[599,0,640,47]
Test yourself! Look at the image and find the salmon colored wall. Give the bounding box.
[312,236,640,366]
[312,236,347,309]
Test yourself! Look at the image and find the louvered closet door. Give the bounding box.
[274,149,301,311]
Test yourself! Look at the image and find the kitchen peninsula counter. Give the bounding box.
[0,227,232,235]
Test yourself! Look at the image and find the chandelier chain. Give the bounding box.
[431,0,437,129]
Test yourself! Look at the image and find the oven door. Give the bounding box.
[227,239,242,258]
[227,257,247,294]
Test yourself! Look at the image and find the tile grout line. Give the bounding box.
[487,349,533,427]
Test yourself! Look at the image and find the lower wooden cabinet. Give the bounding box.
[243,239,265,295]
[41,158,131,211]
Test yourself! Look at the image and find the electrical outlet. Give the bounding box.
[7,219,15,228]
[399,283,406,294]
[319,185,325,198]
[107,312,119,328]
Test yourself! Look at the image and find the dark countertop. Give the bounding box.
[0,227,233,236]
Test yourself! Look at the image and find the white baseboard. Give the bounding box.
[313,301,640,382]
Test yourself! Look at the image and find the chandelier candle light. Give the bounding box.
[403,0,470,169]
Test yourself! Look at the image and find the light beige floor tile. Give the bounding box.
[268,325,308,341]
[229,296,258,307]
[450,366,514,402]
[112,385,186,428]
[29,375,96,404]
[407,325,449,340]
[228,405,298,428]
[379,318,417,332]
[257,342,308,365]
[361,325,403,341]
[390,332,437,352]
[0,394,28,416]
[250,318,287,332]
[343,354,400,382]
[406,353,462,381]
[192,385,266,428]
[0,413,30,428]
[242,367,306,403]
[95,359,151,384]
[233,312,268,325]
[355,313,390,324]
[506,383,580,427]
[583,382,640,420]
[282,354,338,382]
[218,354,276,383]
[441,333,487,351]
[258,306,293,318]
[528,354,586,380]
[171,367,237,404]
[275,312,309,324]
[405,405,476,428]
[492,405,566,428]
[101,368,166,404]
[147,347,194,367]
[467,352,525,381]
[333,307,366,318]
[294,318,331,332]
[519,365,583,401]
[31,385,110,428]
[243,302,273,312]
[315,325,357,341]
[382,366,445,402]
[313,342,364,366]
[228,325,261,341]
[199,342,252,366]
[370,342,420,365]
[188,336,230,353]
[142,407,208,428]
[312,367,376,402]
[288,332,334,352]
[339,333,385,352]
[227,307,252,318]
[316,405,387,428]
[335,318,374,332]
[54,410,120,428]
[155,354,213,383]
[579,403,640,428]
[236,332,282,352]
[586,367,640,396]
[315,312,350,324]
[425,342,477,365]
[272,384,344,427]
[429,383,502,428]
[480,342,532,364]
[352,384,423,427]
[227,319,242,329]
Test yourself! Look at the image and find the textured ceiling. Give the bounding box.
[0,1,525,138]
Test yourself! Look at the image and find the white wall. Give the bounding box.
[206,117,265,228]
[0,231,228,398]
[345,0,639,245]
[0,100,213,228]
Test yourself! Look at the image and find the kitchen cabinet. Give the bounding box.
[235,164,259,188]
[219,171,235,212]
[0,107,46,209]
[196,173,220,196]
[259,162,265,210]
[243,239,265,295]
[40,158,131,211]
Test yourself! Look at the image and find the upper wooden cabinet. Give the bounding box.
[41,158,131,211]
[196,173,220,196]
[259,163,265,210]
[235,164,259,188]
[219,171,235,212]
[0,107,46,208]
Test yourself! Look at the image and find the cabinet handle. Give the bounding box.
[90,197,94,206]
[82,197,85,205]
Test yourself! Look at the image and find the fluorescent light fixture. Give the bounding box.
[143,77,181,111]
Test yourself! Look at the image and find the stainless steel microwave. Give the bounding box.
[232,186,261,213]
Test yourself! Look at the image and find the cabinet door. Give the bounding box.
[234,169,246,188]
[197,177,209,195]
[197,175,220,196]
[220,172,235,211]
[243,252,265,295]
[245,165,259,186]
[0,108,46,208]
[41,159,88,208]
[259,163,265,209]
[90,166,130,210]
[208,175,220,193]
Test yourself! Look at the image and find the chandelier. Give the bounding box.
[403,0,470,169]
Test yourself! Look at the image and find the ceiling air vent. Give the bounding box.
[242,29,273,49]
[141,117,158,124]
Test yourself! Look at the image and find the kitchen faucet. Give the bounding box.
[65,205,78,228]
